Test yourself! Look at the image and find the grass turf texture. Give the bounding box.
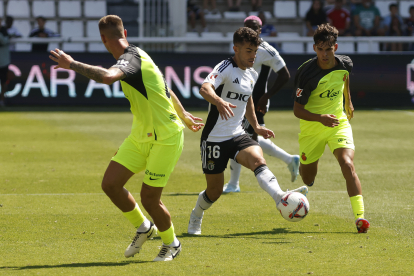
[0,110,413,275]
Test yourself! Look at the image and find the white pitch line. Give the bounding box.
[0,191,347,196]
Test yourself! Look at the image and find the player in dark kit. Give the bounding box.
[187,27,308,235]
[293,23,369,233]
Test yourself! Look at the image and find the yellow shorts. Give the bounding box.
[111,130,184,187]
[299,120,355,164]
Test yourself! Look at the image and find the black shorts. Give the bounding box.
[242,111,265,136]
[200,134,259,174]
[0,66,8,83]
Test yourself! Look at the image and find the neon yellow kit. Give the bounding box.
[293,55,354,164]
[111,45,184,186]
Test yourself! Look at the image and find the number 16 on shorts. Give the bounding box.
[201,140,226,174]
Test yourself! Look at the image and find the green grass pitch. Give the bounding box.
[1,110,413,275]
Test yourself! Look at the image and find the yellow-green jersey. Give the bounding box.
[113,45,184,143]
[293,55,353,133]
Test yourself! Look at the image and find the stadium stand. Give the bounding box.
[6,0,414,53]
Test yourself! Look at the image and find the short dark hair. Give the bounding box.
[36,16,46,22]
[233,27,260,47]
[313,23,338,47]
[389,3,398,10]
[409,5,414,12]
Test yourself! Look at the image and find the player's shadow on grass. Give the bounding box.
[163,192,200,196]
[180,227,351,239]
[0,260,150,271]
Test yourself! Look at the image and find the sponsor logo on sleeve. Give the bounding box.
[210,74,218,80]
[115,59,129,67]
[296,88,303,97]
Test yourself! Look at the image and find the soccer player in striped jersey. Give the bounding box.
[223,16,300,194]
[293,24,369,233]
[49,15,204,261]
[187,27,308,235]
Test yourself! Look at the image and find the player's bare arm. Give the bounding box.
[49,48,125,84]
[199,82,236,121]
[169,89,204,132]
[294,101,339,128]
[343,76,354,121]
[245,96,275,139]
[256,66,290,114]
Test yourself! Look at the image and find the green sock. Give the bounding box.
[158,224,175,245]
[122,203,146,228]
[350,195,364,220]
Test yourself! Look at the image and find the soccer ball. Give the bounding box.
[277,192,310,222]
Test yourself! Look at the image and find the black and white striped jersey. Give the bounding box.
[201,57,258,142]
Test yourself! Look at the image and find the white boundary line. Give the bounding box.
[0,191,347,196]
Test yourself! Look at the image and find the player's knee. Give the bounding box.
[101,179,116,195]
[340,160,355,173]
[253,157,266,169]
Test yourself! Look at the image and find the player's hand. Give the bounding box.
[345,101,354,121]
[256,95,269,115]
[254,126,275,139]
[49,48,74,70]
[320,114,339,128]
[182,111,204,132]
[216,99,236,120]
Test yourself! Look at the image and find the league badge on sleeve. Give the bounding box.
[296,88,303,97]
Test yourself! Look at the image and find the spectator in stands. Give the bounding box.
[251,0,262,11]
[387,16,403,51]
[203,0,218,14]
[405,6,414,51]
[29,16,60,52]
[352,0,381,36]
[305,0,327,36]
[0,17,10,107]
[381,3,403,36]
[327,0,351,36]
[228,0,242,12]
[5,16,22,52]
[188,0,208,33]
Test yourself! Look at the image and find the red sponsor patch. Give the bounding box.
[210,74,218,80]
[296,88,303,97]
[301,152,307,161]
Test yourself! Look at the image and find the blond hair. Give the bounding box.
[98,15,124,39]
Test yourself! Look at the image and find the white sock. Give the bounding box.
[254,165,284,203]
[168,237,180,247]
[193,190,215,217]
[258,136,293,165]
[136,219,151,232]
[228,159,241,187]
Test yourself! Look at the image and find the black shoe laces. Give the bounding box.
[157,245,169,257]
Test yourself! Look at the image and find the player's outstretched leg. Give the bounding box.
[257,136,300,182]
[223,159,241,193]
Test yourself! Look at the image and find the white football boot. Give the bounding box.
[287,185,309,197]
[124,221,157,258]
[187,209,202,235]
[153,242,182,261]
[223,183,240,193]
[287,155,300,182]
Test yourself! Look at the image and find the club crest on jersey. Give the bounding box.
[116,59,129,67]
[207,160,215,170]
[296,88,303,97]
